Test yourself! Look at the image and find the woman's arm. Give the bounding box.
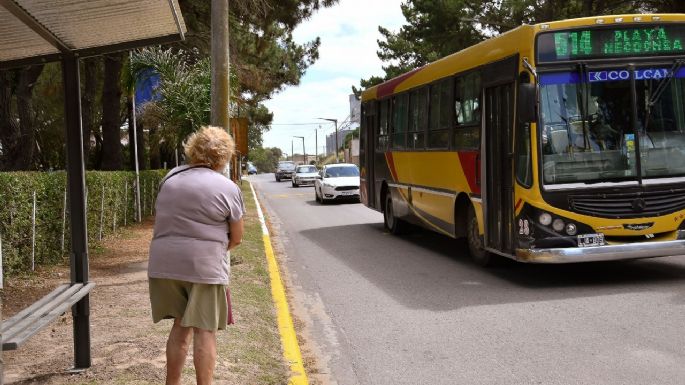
[227,219,244,251]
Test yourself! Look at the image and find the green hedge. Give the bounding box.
[0,170,167,276]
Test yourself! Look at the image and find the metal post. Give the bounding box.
[31,190,36,271]
[112,189,118,232]
[123,180,128,226]
[334,119,338,162]
[61,185,67,256]
[61,55,91,369]
[291,140,294,162]
[1,233,4,289]
[98,186,104,241]
[130,66,142,223]
[316,126,319,162]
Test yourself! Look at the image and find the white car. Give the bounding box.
[292,165,319,187]
[314,163,360,203]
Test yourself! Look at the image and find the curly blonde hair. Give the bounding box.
[183,126,235,170]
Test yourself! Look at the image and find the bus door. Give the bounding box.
[482,56,518,254]
[361,101,377,209]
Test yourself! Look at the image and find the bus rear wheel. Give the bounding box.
[467,206,493,266]
[384,194,406,234]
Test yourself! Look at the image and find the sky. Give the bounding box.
[262,0,406,157]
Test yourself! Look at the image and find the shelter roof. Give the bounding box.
[0,0,186,69]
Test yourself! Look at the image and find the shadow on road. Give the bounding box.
[299,222,685,311]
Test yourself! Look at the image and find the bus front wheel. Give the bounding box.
[467,207,493,266]
[384,194,406,234]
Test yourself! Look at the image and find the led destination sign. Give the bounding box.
[537,24,685,62]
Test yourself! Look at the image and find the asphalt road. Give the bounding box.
[249,173,685,385]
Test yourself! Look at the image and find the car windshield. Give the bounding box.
[539,65,685,185]
[325,166,359,177]
[297,166,317,173]
[278,162,296,170]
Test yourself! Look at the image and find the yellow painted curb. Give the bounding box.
[249,182,309,385]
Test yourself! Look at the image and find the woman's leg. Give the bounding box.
[193,327,218,385]
[166,318,192,385]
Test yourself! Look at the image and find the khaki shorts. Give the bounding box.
[149,278,228,331]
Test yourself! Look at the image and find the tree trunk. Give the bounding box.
[136,113,146,169]
[81,58,98,168]
[126,96,147,170]
[13,65,44,170]
[0,71,18,170]
[101,53,123,170]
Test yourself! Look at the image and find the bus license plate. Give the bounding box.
[577,233,605,247]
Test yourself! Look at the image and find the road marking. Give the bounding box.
[250,182,309,385]
[269,193,311,198]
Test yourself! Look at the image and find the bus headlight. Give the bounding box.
[565,223,578,235]
[539,212,552,226]
[552,219,565,232]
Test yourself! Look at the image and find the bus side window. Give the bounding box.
[453,72,481,150]
[428,79,451,149]
[377,99,389,151]
[408,87,428,150]
[392,93,408,149]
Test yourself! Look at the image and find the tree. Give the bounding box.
[355,0,639,95]
[0,65,44,170]
[249,146,282,173]
[177,0,339,147]
[100,53,124,170]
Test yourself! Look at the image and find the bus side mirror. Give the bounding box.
[517,83,537,123]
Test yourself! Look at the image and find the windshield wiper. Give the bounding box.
[575,63,592,150]
[647,59,684,109]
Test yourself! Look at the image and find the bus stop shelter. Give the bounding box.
[0,0,186,374]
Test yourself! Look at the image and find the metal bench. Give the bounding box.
[2,282,95,351]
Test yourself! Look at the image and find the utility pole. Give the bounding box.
[316,125,320,162]
[318,118,338,162]
[291,140,294,162]
[211,0,230,176]
[294,136,305,164]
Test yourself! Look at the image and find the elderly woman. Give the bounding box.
[148,126,245,385]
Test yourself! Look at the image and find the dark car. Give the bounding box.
[275,161,296,182]
[247,162,257,175]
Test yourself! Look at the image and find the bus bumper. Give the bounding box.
[515,236,685,264]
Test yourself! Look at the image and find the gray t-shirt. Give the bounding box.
[148,165,246,285]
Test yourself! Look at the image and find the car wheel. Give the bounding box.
[383,193,406,234]
[466,206,496,266]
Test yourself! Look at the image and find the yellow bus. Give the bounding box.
[360,14,685,265]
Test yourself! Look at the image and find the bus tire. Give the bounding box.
[384,193,406,234]
[467,206,493,266]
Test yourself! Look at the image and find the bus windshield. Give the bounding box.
[539,65,685,185]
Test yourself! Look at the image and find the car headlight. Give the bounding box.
[323,182,334,188]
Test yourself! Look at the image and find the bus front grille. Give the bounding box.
[569,188,685,218]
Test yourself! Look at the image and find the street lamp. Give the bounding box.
[318,117,338,162]
[293,135,305,164]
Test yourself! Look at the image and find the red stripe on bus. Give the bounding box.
[458,151,480,194]
[515,199,523,211]
[376,68,421,99]
[385,152,398,182]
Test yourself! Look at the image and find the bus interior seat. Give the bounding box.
[550,129,569,154]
